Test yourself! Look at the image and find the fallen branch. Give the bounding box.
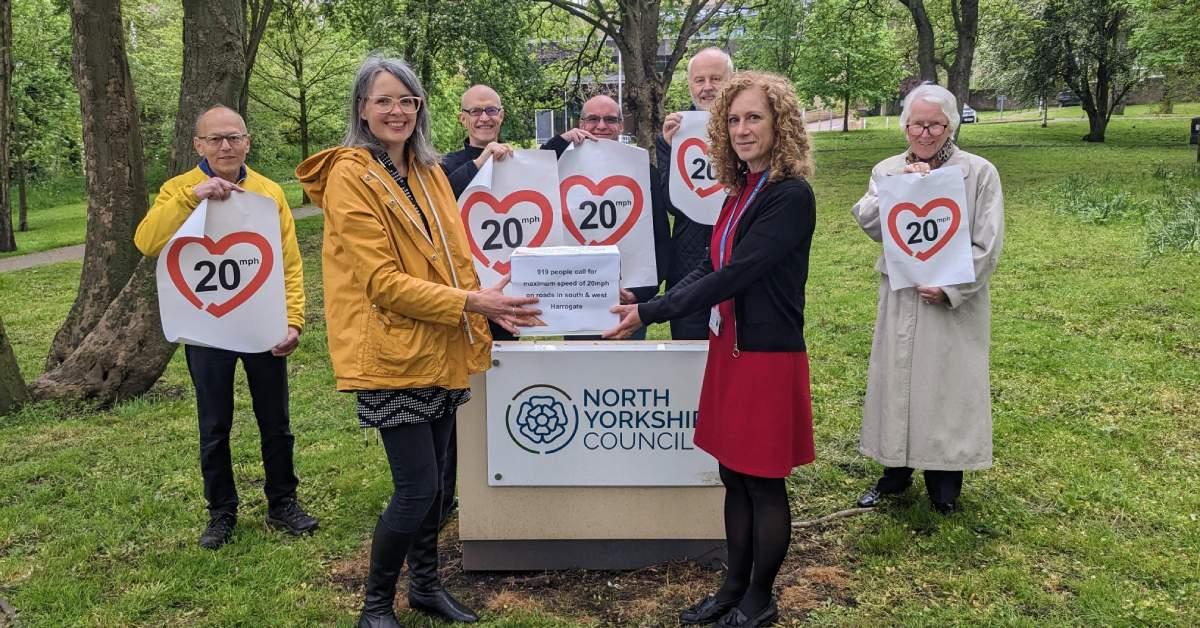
[792,507,875,529]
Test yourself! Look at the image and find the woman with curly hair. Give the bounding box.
[605,71,816,628]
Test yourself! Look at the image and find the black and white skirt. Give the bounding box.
[356,387,471,429]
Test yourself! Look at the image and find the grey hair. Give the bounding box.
[687,47,734,76]
[342,56,439,167]
[899,84,961,134]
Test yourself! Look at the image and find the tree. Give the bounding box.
[1043,0,1139,142]
[33,0,246,404]
[896,0,979,116]
[793,0,905,131]
[738,0,808,81]
[0,0,14,253]
[250,0,358,202]
[976,0,1058,127]
[1132,0,1200,121]
[240,0,274,119]
[0,315,28,415]
[539,0,750,150]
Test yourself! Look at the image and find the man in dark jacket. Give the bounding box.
[655,47,734,339]
[541,94,670,340]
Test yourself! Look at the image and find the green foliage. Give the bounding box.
[1144,188,1200,257]
[1046,175,1144,223]
[790,0,905,112]
[9,0,80,182]
[124,0,184,169]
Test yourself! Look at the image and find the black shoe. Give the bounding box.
[267,499,319,535]
[408,587,479,623]
[856,479,913,508]
[358,518,412,628]
[198,513,236,550]
[716,597,778,628]
[681,594,739,625]
[932,500,958,515]
[407,500,478,623]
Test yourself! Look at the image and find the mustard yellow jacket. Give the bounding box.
[296,147,491,391]
[133,165,306,331]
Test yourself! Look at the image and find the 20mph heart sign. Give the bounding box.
[155,192,288,352]
[876,166,976,290]
[668,111,727,225]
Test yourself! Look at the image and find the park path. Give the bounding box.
[0,206,321,274]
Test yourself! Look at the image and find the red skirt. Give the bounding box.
[694,304,815,478]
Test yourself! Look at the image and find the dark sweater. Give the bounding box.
[440,138,484,198]
[638,176,816,352]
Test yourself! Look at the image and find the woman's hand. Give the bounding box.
[602,304,643,339]
[465,275,543,334]
[472,142,514,169]
[903,162,931,175]
[917,286,946,305]
[619,288,636,305]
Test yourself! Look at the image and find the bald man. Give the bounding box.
[541,95,671,340]
[134,104,318,550]
[441,84,515,197]
[656,47,734,340]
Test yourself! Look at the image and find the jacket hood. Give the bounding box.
[295,146,372,209]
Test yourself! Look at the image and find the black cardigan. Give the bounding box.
[440,138,484,198]
[638,176,815,352]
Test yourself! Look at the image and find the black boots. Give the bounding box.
[358,518,412,628]
[406,506,479,623]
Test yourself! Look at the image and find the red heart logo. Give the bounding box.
[165,232,275,318]
[676,137,724,198]
[887,197,962,261]
[558,175,644,246]
[460,190,555,276]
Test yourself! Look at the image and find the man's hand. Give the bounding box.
[619,288,637,305]
[271,326,301,357]
[472,142,515,169]
[192,177,245,201]
[560,128,596,146]
[662,112,684,143]
[602,304,643,339]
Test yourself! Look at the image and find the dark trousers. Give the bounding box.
[379,408,456,533]
[184,345,298,517]
[878,466,963,504]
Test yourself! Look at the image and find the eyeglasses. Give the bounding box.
[196,134,250,148]
[367,96,423,114]
[581,115,622,126]
[905,123,948,137]
[462,106,503,118]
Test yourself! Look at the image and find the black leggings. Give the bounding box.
[377,410,455,534]
[716,464,791,614]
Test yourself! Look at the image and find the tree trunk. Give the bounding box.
[169,0,246,177]
[239,0,273,120]
[45,0,148,370]
[35,0,247,405]
[946,0,979,118]
[299,85,310,205]
[15,157,24,231]
[0,315,28,415]
[843,92,851,132]
[618,0,665,150]
[900,0,938,83]
[0,0,14,254]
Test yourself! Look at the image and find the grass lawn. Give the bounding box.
[2,115,1199,626]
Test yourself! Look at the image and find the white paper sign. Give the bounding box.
[876,167,976,290]
[668,111,727,225]
[155,192,288,352]
[486,342,718,486]
[508,246,620,336]
[557,139,657,288]
[458,150,564,287]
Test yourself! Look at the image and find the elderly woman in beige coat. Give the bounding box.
[851,83,1004,514]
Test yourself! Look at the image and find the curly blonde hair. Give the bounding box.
[706,71,813,191]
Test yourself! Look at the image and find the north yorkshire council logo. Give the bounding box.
[506,384,579,454]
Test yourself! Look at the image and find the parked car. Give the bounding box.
[961,105,977,123]
[1056,90,1082,107]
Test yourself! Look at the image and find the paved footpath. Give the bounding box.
[0,206,321,274]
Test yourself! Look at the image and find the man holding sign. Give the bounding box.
[135,105,317,550]
[541,95,670,339]
[656,47,733,339]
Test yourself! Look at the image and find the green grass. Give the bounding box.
[2,115,1200,626]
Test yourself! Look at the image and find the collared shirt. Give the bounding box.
[198,158,248,183]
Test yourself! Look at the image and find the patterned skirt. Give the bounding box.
[356,387,471,429]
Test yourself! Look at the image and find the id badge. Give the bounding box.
[708,306,722,336]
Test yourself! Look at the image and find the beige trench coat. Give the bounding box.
[851,149,1004,471]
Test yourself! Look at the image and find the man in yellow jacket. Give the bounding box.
[134,105,317,550]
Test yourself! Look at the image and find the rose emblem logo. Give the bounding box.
[505,385,579,454]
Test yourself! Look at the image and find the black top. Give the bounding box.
[540,135,671,303]
[638,176,816,352]
[440,138,484,198]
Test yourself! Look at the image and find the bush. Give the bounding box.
[1144,189,1200,257]
[1047,175,1144,224]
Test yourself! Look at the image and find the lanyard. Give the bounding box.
[717,172,768,270]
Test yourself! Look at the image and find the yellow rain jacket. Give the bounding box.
[134,163,306,331]
[295,147,491,391]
